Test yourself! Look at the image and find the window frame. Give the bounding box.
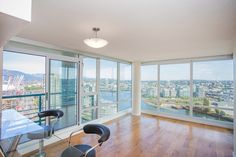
[81,56,132,123]
[141,55,234,125]
[118,62,132,111]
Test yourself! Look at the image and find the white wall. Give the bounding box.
[0,0,31,21]
[0,47,2,109]
[234,39,236,157]
[0,47,3,143]
[0,0,32,47]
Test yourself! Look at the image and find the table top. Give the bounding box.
[0,109,43,140]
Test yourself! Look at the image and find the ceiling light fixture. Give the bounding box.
[84,27,108,48]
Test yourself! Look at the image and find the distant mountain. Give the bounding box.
[3,69,44,82]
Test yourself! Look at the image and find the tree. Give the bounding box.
[203,107,211,113]
[203,98,210,106]
[219,110,226,116]
[202,98,210,113]
[215,108,220,114]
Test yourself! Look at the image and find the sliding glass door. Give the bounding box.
[49,58,79,129]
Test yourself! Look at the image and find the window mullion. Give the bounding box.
[117,62,120,112]
[190,61,193,117]
[157,64,160,109]
[96,58,100,119]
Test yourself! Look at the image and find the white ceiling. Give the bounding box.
[17,0,236,62]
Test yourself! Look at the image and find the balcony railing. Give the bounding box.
[2,93,46,125]
[2,92,77,125]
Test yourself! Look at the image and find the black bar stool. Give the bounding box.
[27,109,64,157]
[61,124,110,157]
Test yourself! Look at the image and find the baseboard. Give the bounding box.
[142,110,233,129]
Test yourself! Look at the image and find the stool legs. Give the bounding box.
[33,139,46,157]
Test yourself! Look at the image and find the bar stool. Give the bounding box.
[27,109,64,157]
[61,124,110,157]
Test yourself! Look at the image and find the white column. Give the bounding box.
[132,61,141,116]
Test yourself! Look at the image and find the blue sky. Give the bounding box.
[3,51,46,74]
[4,51,233,81]
[100,60,117,79]
[142,60,233,81]
[83,58,132,80]
[83,58,96,78]
[160,64,190,80]
[193,60,233,80]
[3,51,77,77]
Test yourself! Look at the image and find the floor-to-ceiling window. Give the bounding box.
[193,60,233,122]
[2,49,132,128]
[81,57,132,120]
[1,51,47,147]
[160,63,190,116]
[81,57,98,123]
[118,63,132,111]
[141,65,158,110]
[49,59,78,129]
[2,50,79,130]
[141,57,234,125]
[99,59,118,117]
[2,51,46,123]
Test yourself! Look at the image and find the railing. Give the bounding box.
[2,93,46,125]
[2,92,77,125]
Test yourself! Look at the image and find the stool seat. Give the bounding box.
[61,124,110,157]
[26,109,64,157]
[27,125,53,140]
[61,144,95,157]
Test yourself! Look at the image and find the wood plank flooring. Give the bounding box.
[27,114,233,157]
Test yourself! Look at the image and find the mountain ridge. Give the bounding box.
[3,69,44,81]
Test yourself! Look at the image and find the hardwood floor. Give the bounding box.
[28,114,233,157]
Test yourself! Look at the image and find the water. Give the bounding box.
[100,91,232,123]
[141,100,232,123]
[100,90,132,111]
